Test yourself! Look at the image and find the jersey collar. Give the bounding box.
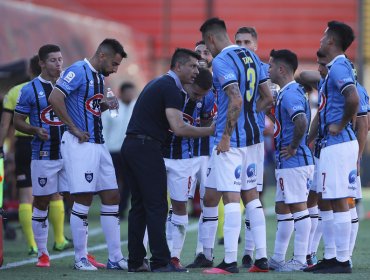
[279,80,296,93]
[167,70,185,92]
[84,58,98,73]
[37,75,54,86]
[326,54,346,68]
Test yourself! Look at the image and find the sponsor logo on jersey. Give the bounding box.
[85,172,93,183]
[348,169,357,184]
[234,165,242,179]
[274,119,281,138]
[38,91,45,97]
[40,105,63,126]
[85,93,104,116]
[38,177,47,187]
[247,163,256,178]
[64,71,75,83]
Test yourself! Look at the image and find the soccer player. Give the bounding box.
[267,49,314,271]
[234,26,271,269]
[0,56,40,255]
[48,39,128,271]
[304,21,359,274]
[199,18,272,274]
[13,44,69,267]
[164,68,213,269]
[186,41,216,268]
[120,48,214,273]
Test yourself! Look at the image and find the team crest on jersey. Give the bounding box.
[85,172,93,183]
[41,105,63,126]
[196,102,202,109]
[38,91,45,97]
[182,113,194,125]
[38,177,47,187]
[64,71,75,83]
[85,93,104,116]
[274,119,281,138]
[318,93,326,112]
[234,165,242,179]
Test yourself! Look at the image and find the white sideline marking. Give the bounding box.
[1,208,274,270]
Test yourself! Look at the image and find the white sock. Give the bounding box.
[195,213,203,255]
[166,209,173,251]
[334,211,351,262]
[70,203,89,262]
[224,203,241,263]
[310,216,322,254]
[272,213,294,262]
[101,204,123,262]
[201,206,218,261]
[321,210,336,259]
[293,209,311,264]
[349,207,359,257]
[143,227,149,254]
[244,210,255,257]
[307,206,319,255]
[171,213,188,258]
[32,207,49,257]
[246,199,267,259]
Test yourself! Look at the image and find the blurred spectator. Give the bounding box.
[102,82,137,219]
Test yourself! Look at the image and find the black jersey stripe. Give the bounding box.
[32,81,44,160]
[92,73,102,143]
[82,66,90,133]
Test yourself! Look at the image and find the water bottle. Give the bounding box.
[106,88,119,118]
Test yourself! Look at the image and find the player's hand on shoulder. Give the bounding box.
[69,126,90,143]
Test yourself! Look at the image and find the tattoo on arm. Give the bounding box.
[224,84,243,136]
[291,114,307,149]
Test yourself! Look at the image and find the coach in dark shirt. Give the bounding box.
[121,48,214,272]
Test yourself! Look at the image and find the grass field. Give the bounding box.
[1,187,370,279]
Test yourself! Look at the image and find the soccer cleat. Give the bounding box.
[186,253,213,268]
[170,257,185,269]
[53,238,74,251]
[203,260,239,274]
[107,257,128,270]
[306,254,314,266]
[36,253,50,267]
[128,260,151,272]
[74,257,97,271]
[311,253,318,265]
[152,263,188,272]
[303,257,337,272]
[28,247,38,256]
[87,254,106,268]
[313,260,352,274]
[268,257,285,271]
[279,258,307,272]
[241,254,253,268]
[249,257,269,272]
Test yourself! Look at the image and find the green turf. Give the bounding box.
[1,187,370,279]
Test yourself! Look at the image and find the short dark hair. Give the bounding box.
[194,68,213,90]
[170,48,201,69]
[120,81,135,92]
[38,44,61,61]
[29,55,41,76]
[200,17,227,35]
[235,26,258,40]
[270,49,298,73]
[195,40,205,47]
[98,38,127,58]
[327,21,355,52]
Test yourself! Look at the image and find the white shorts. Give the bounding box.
[189,156,209,199]
[318,141,358,199]
[256,141,264,192]
[31,159,68,196]
[165,158,193,202]
[61,131,118,194]
[354,175,362,199]
[205,143,261,192]
[275,165,314,204]
[310,157,320,192]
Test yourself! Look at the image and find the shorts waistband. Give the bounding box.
[126,134,157,142]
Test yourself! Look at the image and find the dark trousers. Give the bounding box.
[121,137,170,270]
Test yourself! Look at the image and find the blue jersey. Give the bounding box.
[15,76,66,160]
[356,83,369,117]
[256,61,270,142]
[55,59,105,144]
[274,81,313,169]
[193,90,216,157]
[163,90,209,159]
[318,55,357,147]
[212,45,268,147]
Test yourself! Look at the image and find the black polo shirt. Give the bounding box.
[126,74,183,143]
